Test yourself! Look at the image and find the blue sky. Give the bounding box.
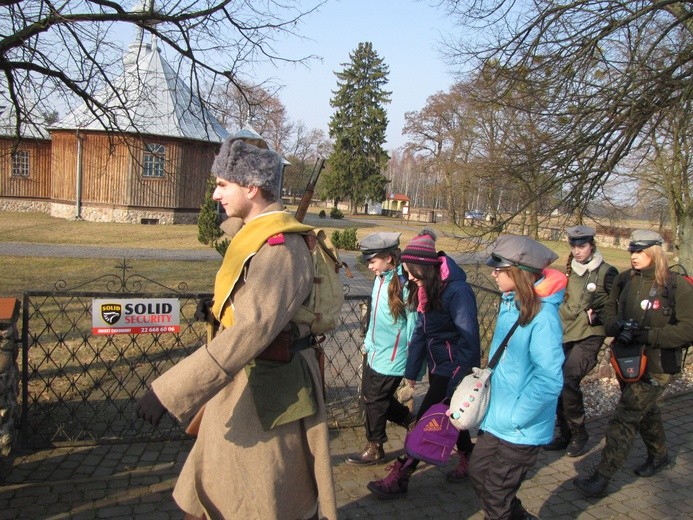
[254,0,461,150]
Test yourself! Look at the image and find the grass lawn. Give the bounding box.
[0,209,641,298]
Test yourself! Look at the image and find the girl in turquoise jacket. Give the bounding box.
[346,232,418,466]
[469,234,566,520]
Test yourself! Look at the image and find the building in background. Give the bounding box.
[0,31,228,224]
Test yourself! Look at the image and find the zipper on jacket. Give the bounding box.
[370,276,385,344]
[390,331,401,361]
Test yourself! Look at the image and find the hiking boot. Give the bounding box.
[345,442,385,466]
[573,471,610,498]
[367,458,415,499]
[509,499,540,519]
[566,426,589,457]
[445,452,469,482]
[510,507,541,520]
[515,513,541,520]
[634,453,670,477]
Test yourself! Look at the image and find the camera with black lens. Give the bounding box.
[616,319,640,345]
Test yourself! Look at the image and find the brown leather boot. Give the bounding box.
[345,441,385,466]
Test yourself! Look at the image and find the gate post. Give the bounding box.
[0,297,20,479]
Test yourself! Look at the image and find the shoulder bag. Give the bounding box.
[448,319,520,431]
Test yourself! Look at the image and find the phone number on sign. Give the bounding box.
[137,326,179,333]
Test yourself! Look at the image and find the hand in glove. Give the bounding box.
[605,319,626,338]
[136,388,168,427]
[632,329,650,345]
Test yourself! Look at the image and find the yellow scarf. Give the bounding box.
[211,211,313,328]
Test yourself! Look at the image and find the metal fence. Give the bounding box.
[18,261,500,448]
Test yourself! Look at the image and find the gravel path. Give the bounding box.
[583,363,693,418]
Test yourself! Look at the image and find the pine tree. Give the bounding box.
[326,42,391,214]
[197,177,223,246]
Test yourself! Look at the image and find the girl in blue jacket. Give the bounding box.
[346,232,418,466]
[367,229,481,498]
[469,235,566,520]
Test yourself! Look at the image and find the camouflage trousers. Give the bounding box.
[596,371,671,479]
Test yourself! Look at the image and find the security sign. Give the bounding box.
[92,298,180,335]
[101,303,122,325]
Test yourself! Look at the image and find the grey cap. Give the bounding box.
[359,232,401,261]
[566,225,596,246]
[628,229,663,252]
[486,234,559,273]
[211,139,282,196]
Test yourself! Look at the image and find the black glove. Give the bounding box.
[632,329,649,345]
[136,388,168,427]
[605,319,626,338]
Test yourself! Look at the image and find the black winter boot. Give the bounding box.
[509,498,541,519]
[574,471,610,497]
[634,453,670,477]
[345,441,385,466]
[566,426,589,457]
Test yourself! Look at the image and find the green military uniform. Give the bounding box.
[560,254,617,343]
[558,252,618,433]
[596,266,693,479]
[545,225,619,457]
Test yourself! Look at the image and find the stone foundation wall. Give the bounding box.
[0,197,199,225]
[0,198,51,215]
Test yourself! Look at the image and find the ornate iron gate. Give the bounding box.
[18,261,499,447]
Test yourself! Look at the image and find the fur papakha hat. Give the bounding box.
[211,139,282,196]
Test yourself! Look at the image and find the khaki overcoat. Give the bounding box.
[152,204,337,519]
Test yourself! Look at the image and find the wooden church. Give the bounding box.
[0,31,228,224]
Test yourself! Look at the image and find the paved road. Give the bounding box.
[2,240,691,519]
[1,391,691,519]
[0,242,220,261]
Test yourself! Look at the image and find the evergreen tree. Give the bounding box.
[197,178,223,246]
[326,42,391,214]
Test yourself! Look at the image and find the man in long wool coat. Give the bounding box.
[136,138,337,520]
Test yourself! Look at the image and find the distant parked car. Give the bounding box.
[465,210,486,220]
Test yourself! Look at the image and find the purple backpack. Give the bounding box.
[404,403,458,466]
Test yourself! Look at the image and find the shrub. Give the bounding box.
[197,178,223,246]
[319,209,326,219]
[330,207,344,219]
[331,226,358,250]
[214,238,230,257]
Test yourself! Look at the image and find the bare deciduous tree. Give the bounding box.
[439,0,693,261]
[1,0,322,138]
